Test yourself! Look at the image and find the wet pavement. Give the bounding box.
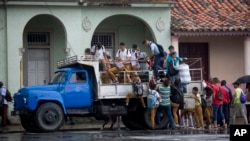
[0,126,229,141]
[1,117,242,141]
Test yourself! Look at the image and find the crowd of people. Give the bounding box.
[1,39,250,130]
[87,39,250,130]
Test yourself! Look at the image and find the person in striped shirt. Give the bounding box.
[158,78,176,129]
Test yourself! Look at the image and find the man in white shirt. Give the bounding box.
[107,42,132,83]
[130,44,141,81]
[138,51,148,70]
[173,58,191,93]
[0,81,8,127]
[91,43,107,71]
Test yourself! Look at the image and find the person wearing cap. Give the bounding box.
[173,58,191,94]
[231,81,248,125]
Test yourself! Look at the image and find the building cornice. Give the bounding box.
[0,0,174,7]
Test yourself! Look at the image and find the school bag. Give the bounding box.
[147,90,157,109]
[132,82,144,97]
[240,91,246,104]
[5,89,13,102]
[170,86,183,104]
[204,86,213,97]
[150,42,165,57]
[168,61,179,76]
[201,97,207,110]
[94,45,104,55]
[217,87,223,101]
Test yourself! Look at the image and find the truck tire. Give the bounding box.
[20,115,41,133]
[122,100,147,130]
[35,102,64,132]
[143,107,169,130]
[122,114,146,130]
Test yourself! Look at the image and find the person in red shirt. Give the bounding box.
[212,77,227,129]
[221,80,231,127]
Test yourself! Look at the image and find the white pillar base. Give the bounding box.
[244,37,250,75]
[171,36,179,54]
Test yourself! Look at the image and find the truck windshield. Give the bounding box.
[51,71,66,83]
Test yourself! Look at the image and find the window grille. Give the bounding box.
[27,32,50,46]
[91,33,114,49]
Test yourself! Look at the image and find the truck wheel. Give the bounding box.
[144,107,169,130]
[122,101,147,130]
[20,115,41,133]
[35,102,64,132]
[122,114,146,130]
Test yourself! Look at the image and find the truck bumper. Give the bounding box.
[11,110,28,116]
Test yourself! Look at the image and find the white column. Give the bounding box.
[171,36,179,54]
[244,36,250,75]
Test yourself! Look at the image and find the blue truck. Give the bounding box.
[11,55,169,132]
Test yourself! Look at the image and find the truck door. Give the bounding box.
[63,71,92,108]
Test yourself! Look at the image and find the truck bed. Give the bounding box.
[98,83,148,99]
[57,55,203,100]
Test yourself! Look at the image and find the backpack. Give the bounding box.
[240,91,246,104]
[224,85,233,101]
[156,43,165,57]
[150,42,165,57]
[118,49,130,57]
[5,89,13,102]
[217,87,223,101]
[168,61,179,76]
[94,45,104,55]
[170,86,183,104]
[132,82,144,97]
[204,86,213,97]
[147,91,157,109]
[201,97,207,110]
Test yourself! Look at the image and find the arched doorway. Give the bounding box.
[91,15,155,58]
[22,14,66,86]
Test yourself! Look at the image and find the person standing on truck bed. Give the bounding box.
[142,39,161,82]
[91,42,108,71]
[107,42,132,84]
[129,44,141,82]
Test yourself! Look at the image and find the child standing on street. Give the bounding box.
[147,77,161,129]
[191,87,204,129]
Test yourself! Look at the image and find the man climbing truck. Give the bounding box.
[11,55,169,132]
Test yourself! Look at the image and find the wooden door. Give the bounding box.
[179,43,209,81]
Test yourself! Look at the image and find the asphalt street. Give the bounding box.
[0,127,229,141]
